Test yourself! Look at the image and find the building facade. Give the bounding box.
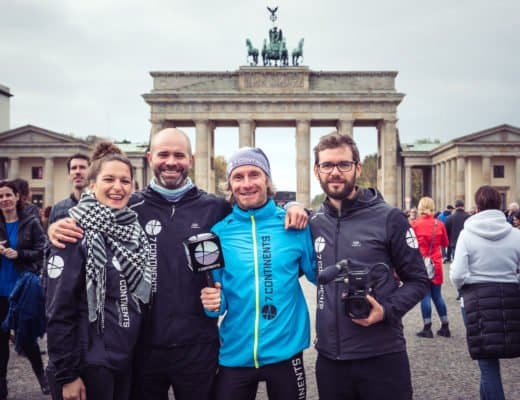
[401,124,520,211]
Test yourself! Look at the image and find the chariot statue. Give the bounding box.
[244,5,303,67]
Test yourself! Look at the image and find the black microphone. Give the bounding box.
[318,260,348,284]
[183,232,224,287]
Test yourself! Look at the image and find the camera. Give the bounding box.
[318,259,389,319]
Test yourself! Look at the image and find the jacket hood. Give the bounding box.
[464,209,512,241]
[322,187,384,217]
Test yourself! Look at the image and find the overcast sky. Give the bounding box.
[1,0,519,197]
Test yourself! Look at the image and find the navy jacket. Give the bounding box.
[129,186,231,348]
[309,188,429,360]
[46,241,144,385]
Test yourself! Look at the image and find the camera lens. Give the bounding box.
[345,296,371,319]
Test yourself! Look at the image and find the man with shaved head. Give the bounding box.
[48,127,307,400]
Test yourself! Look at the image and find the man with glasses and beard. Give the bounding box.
[309,132,429,400]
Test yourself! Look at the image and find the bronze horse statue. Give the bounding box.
[291,38,304,66]
[262,38,289,66]
[245,39,259,66]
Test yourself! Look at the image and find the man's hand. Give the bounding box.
[351,295,385,327]
[284,203,308,230]
[3,248,17,259]
[200,282,222,312]
[48,218,84,249]
[62,377,86,400]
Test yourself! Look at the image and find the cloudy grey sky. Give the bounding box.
[1,0,519,196]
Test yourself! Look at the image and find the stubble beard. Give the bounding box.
[320,175,356,201]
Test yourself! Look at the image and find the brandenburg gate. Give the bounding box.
[143,67,404,207]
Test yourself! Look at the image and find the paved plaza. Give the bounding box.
[5,263,520,399]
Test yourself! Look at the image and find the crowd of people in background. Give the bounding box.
[0,129,518,400]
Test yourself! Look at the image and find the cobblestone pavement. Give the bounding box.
[7,263,520,399]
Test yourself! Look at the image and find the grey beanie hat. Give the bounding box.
[226,147,271,180]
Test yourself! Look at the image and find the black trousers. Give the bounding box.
[131,341,219,400]
[215,352,306,400]
[316,351,413,400]
[48,364,131,400]
[0,296,44,378]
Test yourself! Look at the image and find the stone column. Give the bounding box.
[482,156,491,185]
[432,165,439,205]
[378,120,398,206]
[134,165,144,191]
[439,162,445,208]
[450,159,457,202]
[149,121,164,137]
[208,123,216,194]
[295,120,311,207]
[44,157,54,207]
[8,157,19,179]
[456,156,465,202]
[515,157,520,202]
[238,120,255,148]
[404,166,412,210]
[337,119,353,137]
[195,120,210,192]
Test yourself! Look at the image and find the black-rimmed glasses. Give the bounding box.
[317,161,358,173]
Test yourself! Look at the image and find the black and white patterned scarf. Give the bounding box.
[69,192,152,331]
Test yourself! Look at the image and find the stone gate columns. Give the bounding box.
[431,166,437,206]
[296,120,311,207]
[44,157,54,207]
[150,121,164,136]
[8,157,19,179]
[404,166,412,210]
[378,120,398,206]
[195,120,210,191]
[134,165,144,191]
[482,156,491,184]
[208,123,216,193]
[337,119,353,137]
[456,157,465,202]
[238,120,255,147]
[439,162,445,208]
[516,157,520,202]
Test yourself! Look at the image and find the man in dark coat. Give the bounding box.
[445,199,470,260]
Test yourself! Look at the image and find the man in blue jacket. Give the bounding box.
[310,132,429,400]
[201,147,315,400]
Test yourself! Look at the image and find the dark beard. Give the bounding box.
[154,167,188,189]
[320,176,356,200]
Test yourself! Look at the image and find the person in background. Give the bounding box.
[48,153,90,225]
[512,210,520,228]
[411,197,451,338]
[505,202,519,226]
[445,199,470,260]
[0,180,48,399]
[46,142,152,400]
[437,204,453,262]
[407,207,417,223]
[450,186,520,400]
[11,178,41,225]
[200,147,315,400]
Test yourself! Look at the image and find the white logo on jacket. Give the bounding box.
[406,228,419,248]
[47,256,64,279]
[145,219,162,236]
[314,236,326,253]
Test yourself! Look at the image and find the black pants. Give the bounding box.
[131,341,219,400]
[215,352,306,400]
[0,296,44,378]
[48,364,131,400]
[316,351,412,400]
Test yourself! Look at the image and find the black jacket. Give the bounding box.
[309,188,429,360]
[445,209,470,247]
[46,241,144,385]
[129,186,231,348]
[0,209,45,274]
[462,282,520,360]
[48,194,79,225]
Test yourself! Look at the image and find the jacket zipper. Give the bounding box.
[334,214,341,359]
[251,215,260,368]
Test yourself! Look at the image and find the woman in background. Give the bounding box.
[411,196,451,338]
[450,186,520,400]
[0,180,48,399]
